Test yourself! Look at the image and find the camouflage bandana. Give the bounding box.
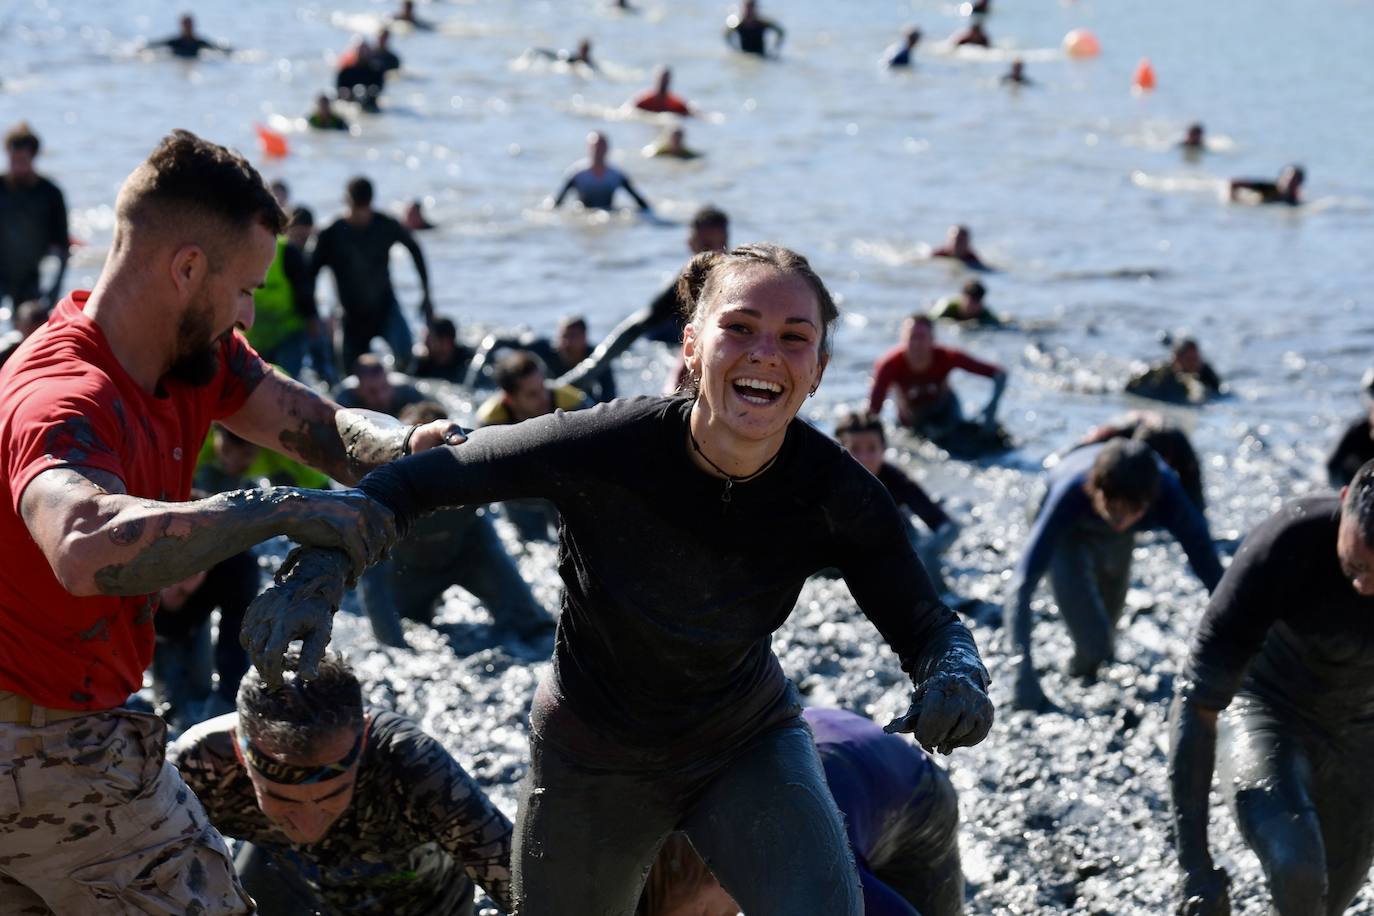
[238,730,363,785]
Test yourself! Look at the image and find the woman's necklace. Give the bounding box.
[688,427,783,504]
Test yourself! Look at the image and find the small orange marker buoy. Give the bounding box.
[1133,57,1156,92]
[1062,28,1101,59]
[256,124,289,159]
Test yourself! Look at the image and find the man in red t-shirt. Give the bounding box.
[0,131,461,913]
[868,314,1007,438]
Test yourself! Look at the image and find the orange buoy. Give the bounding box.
[1133,57,1156,91]
[1062,28,1101,59]
[255,124,289,159]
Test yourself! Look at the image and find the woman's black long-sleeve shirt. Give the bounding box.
[359,397,985,760]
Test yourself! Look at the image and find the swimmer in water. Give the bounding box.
[631,67,693,116]
[724,0,785,57]
[551,131,652,212]
[371,28,402,75]
[145,14,231,59]
[336,38,385,112]
[929,280,1001,327]
[644,126,702,160]
[402,199,435,231]
[949,19,990,48]
[1229,163,1304,206]
[867,314,1007,440]
[270,243,991,915]
[1169,461,1374,916]
[930,225,989,271]
[530,38,595,70]
[307,94,350,131]
[1125,337,1224,405]
[637,708,966,916]
[391,0,433,30]
[884,28,922,68]
[1179,122,1206,153]
[1009,439,1222,712]
[1000,59,1032,86]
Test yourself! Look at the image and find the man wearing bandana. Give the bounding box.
[170,654,514,915]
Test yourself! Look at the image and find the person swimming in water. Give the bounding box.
[949,19,990,48]
[257,243,993,916]
[307,94,350,131]
[725,0,785,57]
[1229,163,1304,206]
[884,28,922,68]
[146,14,231,59]
[1000,59,1031,86]
[631,67,693,116]
[1180,122,1206,153]
[391,0,433,30]
[930,225,989,271]
[644,126,702,160]
[551,131,652,212]
[930,280,1001,327]
[402,199,435,231]
[1125,337,1224,405]
[530,38,595,70]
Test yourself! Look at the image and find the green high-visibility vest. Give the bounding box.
[248,237,304,355]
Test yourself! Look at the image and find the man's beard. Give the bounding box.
[165,295,224,387]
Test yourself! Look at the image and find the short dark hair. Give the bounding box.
[834,410,886,443]
[399,399,448,424]
[1088,439,1161,507]
[962,280,985,300]
[352,352,386,378]
[1172,337,1199,359]
[558,314,587,334]
[493,351,545,394]
[677,243,839,355]
[690,206,729,233]
[1343,460,1374,546]
[4,122,40,155]
[115,130,287,251]
[346,176,374,207]
[428,317,457,339]
[237,651,364,759]
[290,205,314,229]
[907,313,934,329]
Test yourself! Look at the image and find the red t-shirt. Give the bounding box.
[632,91,692,116]
[867,344,1001,415]
[0,293,266,709]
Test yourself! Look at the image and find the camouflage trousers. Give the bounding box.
[0,704,253,915]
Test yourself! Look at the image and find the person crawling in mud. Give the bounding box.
[836,410,961,594]
[1169,459,1374,916]
[1125,337,1223,405]
[170,652,514,916]
[636,707,966,916]
[1067,410,1206,510]
[250,242,993,915]
[1009,439,1222,711]
[0,130,454,911]
[867,314,1008,446]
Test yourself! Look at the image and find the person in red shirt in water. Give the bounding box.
[868,314,1006,440]
[0,130,460,913]
[631,67,693,116]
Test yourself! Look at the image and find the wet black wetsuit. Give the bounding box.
[727,19,782,56]
[1170,496,1374,915]
[1326,417,1374,488]
[0,174,68,307]
[878,463,951,532]
[357,396,987,915]
[311,214,429,371]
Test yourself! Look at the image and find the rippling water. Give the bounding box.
[6,0,1374,912]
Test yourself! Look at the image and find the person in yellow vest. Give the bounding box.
[248,211,317,379]
[476,351,590,542]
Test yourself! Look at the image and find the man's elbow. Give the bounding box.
[47,540,104,597]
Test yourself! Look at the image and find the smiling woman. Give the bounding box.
[257,241,995,915]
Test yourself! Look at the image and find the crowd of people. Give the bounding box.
[0,4,1358,916]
